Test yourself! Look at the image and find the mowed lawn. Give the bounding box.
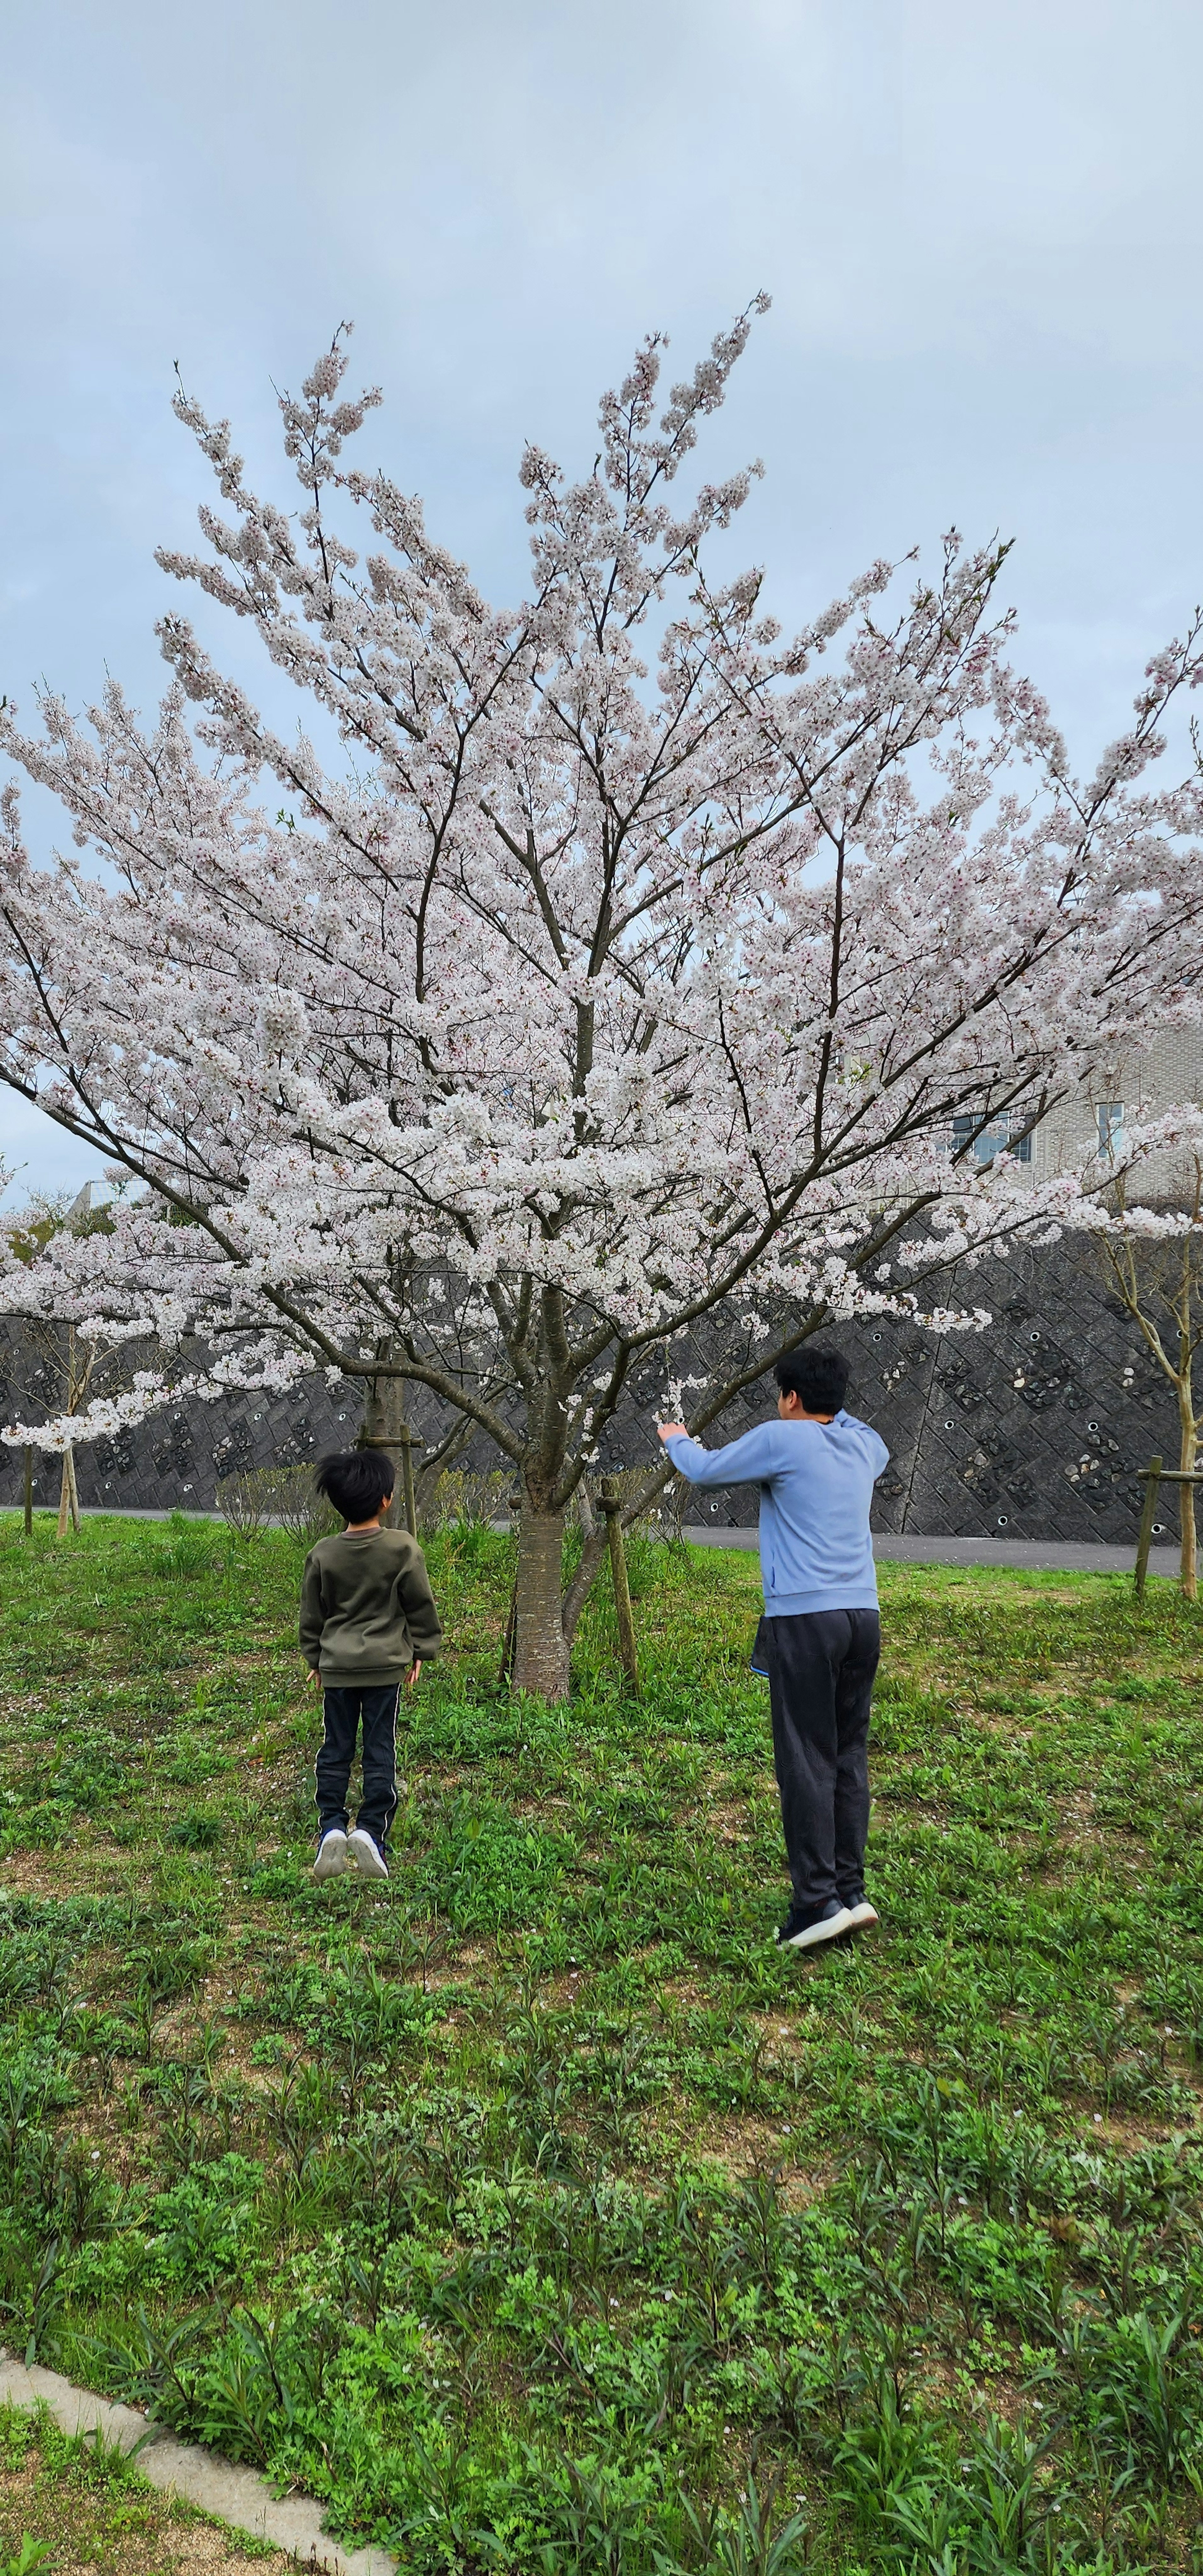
[1,1513,1202,2576]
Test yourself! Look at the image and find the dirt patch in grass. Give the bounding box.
[0,1850,141,1904]
[0,2439,288,2576]
[674,2100,823,2183]
[161,2531,288,2576]
[691,1799,754,1846]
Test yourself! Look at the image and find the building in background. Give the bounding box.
[952,1030,1202,1199]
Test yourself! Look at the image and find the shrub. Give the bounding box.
[217,1466,338,1544]
[422,1468,515,1534]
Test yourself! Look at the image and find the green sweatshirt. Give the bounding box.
[299,1527,443,1685]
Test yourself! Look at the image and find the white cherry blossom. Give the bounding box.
[2,312,1202,1690]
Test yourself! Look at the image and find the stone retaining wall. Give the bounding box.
[0,1237,1184,1546]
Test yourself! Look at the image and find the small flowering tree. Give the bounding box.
[1083,1118,1203,1599]
[2,310,1202,1690]
[0,1188,134,1535]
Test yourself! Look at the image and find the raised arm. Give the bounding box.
[658,1423,779,1487]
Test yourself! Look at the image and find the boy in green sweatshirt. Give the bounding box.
[300,1449,443,1882]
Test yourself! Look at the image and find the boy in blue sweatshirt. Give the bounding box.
[659,1346,888,1952]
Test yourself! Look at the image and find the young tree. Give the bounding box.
[0,1187,138,1535]
[1085,1123,1203,1599]
[2,311,1202,1690]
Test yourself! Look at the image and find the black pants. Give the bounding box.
[315,1684,401,1847]
[760,1610,880,1909]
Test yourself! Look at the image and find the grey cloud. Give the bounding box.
[3,0,1201,1194]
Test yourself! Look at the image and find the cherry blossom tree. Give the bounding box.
[2,309,1203,1691]
[0,1182,149,1536]
[1082,1113,1203,1598]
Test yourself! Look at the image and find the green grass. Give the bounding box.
[1,1510,1202,2574]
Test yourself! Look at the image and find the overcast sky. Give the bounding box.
[4,0,1202,1202]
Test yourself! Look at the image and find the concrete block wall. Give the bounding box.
[591,1234,1181,1543]
[0,1234,1185,1547]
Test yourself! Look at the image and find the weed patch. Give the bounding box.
[0,1519,1201,2569]
[0,2402,285,2576]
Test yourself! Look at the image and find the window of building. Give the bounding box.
[951,1113,1033,1166]
[1095,1102,1124,1156]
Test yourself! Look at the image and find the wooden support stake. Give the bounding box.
[1134,1456,1162,1600]
[600,1476,640,1694]
[357,1427,424,1537]
[1133,1460,1203,1597]
[498,1581,518,1688]
[23,1446,32,1538]
[400,1432,418,1543]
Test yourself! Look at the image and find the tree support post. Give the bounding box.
[1134,1459,1162,1600]
[498,1583,518,1688]
[599,1477,640,1695]
[358,1427,423,1536]
[1134,1458,1203,1597]
[399,1428,419,1541]
[23,1446,32,1538]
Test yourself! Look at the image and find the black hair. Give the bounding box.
[314,1448,395,1525]
[773,1345,849,1415]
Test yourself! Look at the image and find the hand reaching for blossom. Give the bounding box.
[657,1422,688,1442]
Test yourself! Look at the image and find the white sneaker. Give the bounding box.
[347,1828,389,1880]
[777,1900,852,1949]
[314,1828,348,1881]
[844,1895,879,1932]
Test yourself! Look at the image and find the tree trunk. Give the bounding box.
[511,1505,570,1699]
[1179,1397,1198,1602]
[56,1448,80,1537]
[358,1371,419,1534]
[57,1333,86,1537]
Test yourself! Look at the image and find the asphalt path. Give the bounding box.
[687,1526,1178,1579]
[53,1505,1178,1579]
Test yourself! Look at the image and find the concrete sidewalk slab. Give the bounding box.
[0,2357,395,2576]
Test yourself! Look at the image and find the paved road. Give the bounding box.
[685,1526,1178,1579]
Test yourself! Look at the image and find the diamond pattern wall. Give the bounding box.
[0,1238,1184,1544]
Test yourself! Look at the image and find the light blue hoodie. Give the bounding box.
[662,1412,890,1617]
